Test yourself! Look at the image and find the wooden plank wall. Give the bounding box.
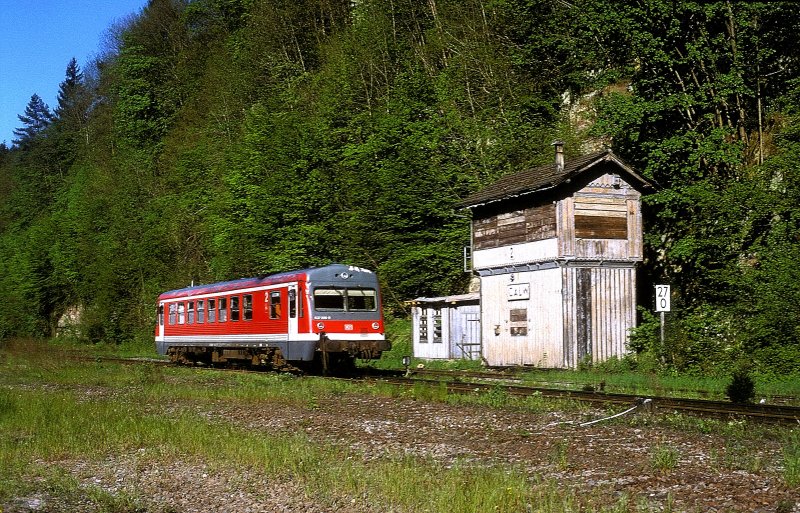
[574,196,628,239]
[474,203,556,250]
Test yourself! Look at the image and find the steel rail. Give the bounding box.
[375,376,800,426]
[78,356,800,425]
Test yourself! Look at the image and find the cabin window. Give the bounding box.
[218,297,227,322]
[419,308,428,343]
[347,289,377,311]
[208,298,216,323]
[432,308,442,343]
[230,296,240,321]
[197,300,205,323]
[168,303,177,325]
[270,291,282,319]
[243,295,253,321]
[187,301,195,324]
[178,302,186,325]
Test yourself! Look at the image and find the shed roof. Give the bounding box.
[459,149,653,209]
[408,292,480,305]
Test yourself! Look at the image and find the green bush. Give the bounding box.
[725,364,756,404]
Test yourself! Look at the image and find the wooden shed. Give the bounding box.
[460,143,654,368]
[410,293,481,360]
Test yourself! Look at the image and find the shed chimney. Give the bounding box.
[552,140,565,173]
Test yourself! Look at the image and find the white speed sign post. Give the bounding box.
[655,285,670,348]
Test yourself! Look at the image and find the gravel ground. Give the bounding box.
[4,389,800,512]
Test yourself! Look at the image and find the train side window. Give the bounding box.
[298,287,304,318]
[197,300,205,323]
[288,289,296,318]
[187,301,195,324]
[218,297,227,322]
[208,298,216,323]
[168,303,177,325]
[243,295,253,321]
[158,304,164,326]
[230,296,240,321]
[178,302,186,325]
[270,291,282,319]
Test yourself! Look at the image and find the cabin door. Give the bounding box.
[288,284,299,340]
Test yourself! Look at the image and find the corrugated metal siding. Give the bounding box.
[561,266,636,368]
[589,266,636,363]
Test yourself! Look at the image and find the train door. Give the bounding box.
[157,303,165,339]
[288,284,299,340]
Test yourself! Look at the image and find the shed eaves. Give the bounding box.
[459,149,647,208]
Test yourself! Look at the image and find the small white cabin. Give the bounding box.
[410,293,481,360]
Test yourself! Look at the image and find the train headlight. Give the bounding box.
[316,322,325,330]
[371,322,380,330]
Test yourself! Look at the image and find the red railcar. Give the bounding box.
[155,264,389,370]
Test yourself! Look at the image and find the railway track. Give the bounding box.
[374,375,800,426]
[409,367,800,406]
[83,355,800,426]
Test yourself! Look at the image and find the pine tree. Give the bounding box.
[13,94,54,147]
[53,58,93,155]
[55,58,88,121]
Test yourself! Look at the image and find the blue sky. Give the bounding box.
[0,1,148,146]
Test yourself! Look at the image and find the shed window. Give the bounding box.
[197,300,205,323]
[243,294,253,321]
[230,296,240,321]
[270,291,282,319]
[432,308,442,343]
[218,297,227,322]
[419,308,428,343]
[208,298,216,323]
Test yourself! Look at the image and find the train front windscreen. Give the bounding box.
[312,287,378,312]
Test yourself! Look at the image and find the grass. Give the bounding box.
[3,337,799,512]
[0,342,606,513]
[650,444,680,474]
[0,384,590,512]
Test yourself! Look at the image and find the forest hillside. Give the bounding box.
[1,0,799,375]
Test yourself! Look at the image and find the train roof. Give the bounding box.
[158,264,376,300]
